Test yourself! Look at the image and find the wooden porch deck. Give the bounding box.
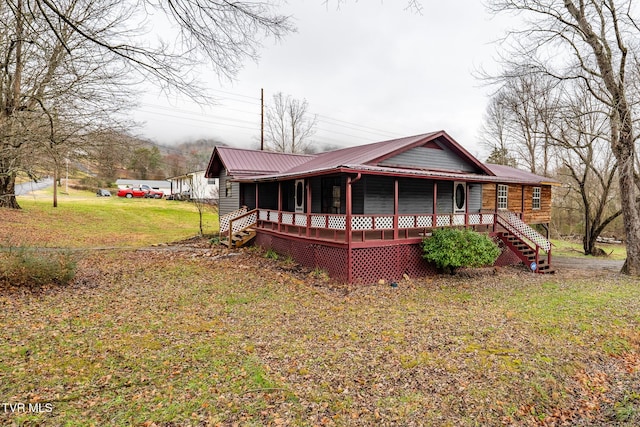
[221,207,554,274]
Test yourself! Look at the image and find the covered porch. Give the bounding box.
[237,172,490,242]
[223,204,552,282]
[254,208,497,246]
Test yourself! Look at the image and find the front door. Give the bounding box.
[453,181,466,214]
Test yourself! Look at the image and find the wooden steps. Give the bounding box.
[499,232,554,274]
[221,228,256,248]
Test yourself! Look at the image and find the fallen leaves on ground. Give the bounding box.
[0,239,639,426]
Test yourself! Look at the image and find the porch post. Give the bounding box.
[465,183,470,228]
[346,176,353,284]
[255,183,259,215]
[306,179,311,237]
[433,181,438,225]
[521,185,525,221]
[493,184,500,233]
[393,178,399,239]
[277,182,282,233]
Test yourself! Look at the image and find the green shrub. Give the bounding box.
[422,228,501,274]
[0,247,77,287]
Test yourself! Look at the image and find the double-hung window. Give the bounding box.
[497,184,508,210]
[532,187,541,210]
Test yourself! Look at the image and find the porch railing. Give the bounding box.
[496,210,552,272]
[256,209,497,242]
[220,206,248,233]
[496,211,551,252]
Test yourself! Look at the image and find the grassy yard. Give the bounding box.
[0,196,638,426]
[551,238,627,260]
[1,188,219,248]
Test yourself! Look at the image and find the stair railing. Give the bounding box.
[227,209,258,245]
[496,211,552,271]
[220,206,248,233]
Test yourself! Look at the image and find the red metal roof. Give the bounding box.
[283,130,493,176]
[282,133,434,173]
[206,132,558,187]
[485,164,561,186]
[205,146,315,177]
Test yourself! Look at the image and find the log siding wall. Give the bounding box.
[482,183,552,224]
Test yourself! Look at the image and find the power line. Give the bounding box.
[137,87,409,146]
[136,108,260,131]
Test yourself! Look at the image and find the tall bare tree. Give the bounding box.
[553,87,622,255]
[487,0,640,275]
[265,92,317,154]
[1,0,293,209]
[480,75,558,175]
[1,0,136,208]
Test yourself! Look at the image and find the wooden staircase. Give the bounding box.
[219,207,258,248]
[223,227,256,248]
[496,212,554,274]
[498,231,554,274]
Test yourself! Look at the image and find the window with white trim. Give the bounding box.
[532,187,541,210]
[497,184,508,210]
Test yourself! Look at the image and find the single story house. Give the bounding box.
[205,131,559,284]
[167,171,218,201]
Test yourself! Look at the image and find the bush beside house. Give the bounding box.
[422,228,501,275]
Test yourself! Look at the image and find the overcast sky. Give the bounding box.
[132,1,512,159]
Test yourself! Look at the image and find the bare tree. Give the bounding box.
[487,0,640,275]
[28,0,293,97]
[553,87,622,255]
[188,171,217,236]
[479,93,518,167]
[1,0,293,209]
[481,75,559,175]
[1,0,139,208]
[265,92,317,153]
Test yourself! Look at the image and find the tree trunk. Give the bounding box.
[53,167,58,208]
[617,150,640,275]
[0,173,21,209]
[583,234,595,256]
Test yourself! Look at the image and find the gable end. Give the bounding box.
[377,143,481,173]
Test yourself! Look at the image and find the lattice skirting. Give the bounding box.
[255,232,522,284]
[493,237,523,267]
[350,245,438,285]
[255,233,349,282]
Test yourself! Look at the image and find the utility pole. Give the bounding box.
[260,88,264,151]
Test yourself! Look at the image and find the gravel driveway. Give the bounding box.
[552,256,624,273]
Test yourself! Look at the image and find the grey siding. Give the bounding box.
[363,176,394,214]
[379,145,476,172]
[218,172,240,217]
[468,184,482,213]
[436,181,454,214]
[398,178,433,214]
